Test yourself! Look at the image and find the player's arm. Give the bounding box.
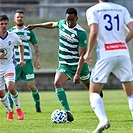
[27,22,58,30]
[84,23,98,64]
[34,44,41,70]
[73,46,87,85]
[15,33,25,68]
[125,21,133,43]
[30,30,41,70]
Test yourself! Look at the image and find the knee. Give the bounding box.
[54,80,62,88]
[8,87,16,95]
[0,91,6,98]
[6,82,15,92]
[27,82,36,91]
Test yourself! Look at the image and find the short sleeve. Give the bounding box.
[123,7,133,25]
[78,31,88,47]
[56,20,66,28]
[30,30,38,45]
[86,8,98,26]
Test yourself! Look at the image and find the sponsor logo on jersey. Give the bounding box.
[26,74,34,79]
[19,35,27,40]
[5,72,14,77]
[65,34,73,41]
[60,30,73,41]
[104,42,127,50]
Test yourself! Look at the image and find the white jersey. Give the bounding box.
[0,32,23,69]
[86,2,133,60]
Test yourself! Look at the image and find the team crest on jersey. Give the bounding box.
[0,48,7,55]
[8,41,11,46]
[24,32,27,36]
[71,34,75,38]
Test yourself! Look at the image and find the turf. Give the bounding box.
[0,90,133,133]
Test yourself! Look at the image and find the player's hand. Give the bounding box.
[73,73,80,85]
[34,59,41,70]
[19,60,25,68]
[83,52,92,64]
[26,25,35,30]
[0,52,4,59]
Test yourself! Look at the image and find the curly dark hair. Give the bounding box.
[66,8,77,16]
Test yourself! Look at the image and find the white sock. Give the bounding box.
[127,95,133,117]
[11,91,20,109]
[1,95,12,112]
[90,93,108,123]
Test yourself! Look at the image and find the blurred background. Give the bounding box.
[0,0,133,70]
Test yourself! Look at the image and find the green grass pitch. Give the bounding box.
[0,90,133,133]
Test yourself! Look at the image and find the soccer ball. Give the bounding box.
[51,109,67,124]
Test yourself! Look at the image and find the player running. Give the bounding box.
[0,15,25,120]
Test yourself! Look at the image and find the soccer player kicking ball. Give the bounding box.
[27,8,103,122]
[0,15,25,120]
[84,0,133,132]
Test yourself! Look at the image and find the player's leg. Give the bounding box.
[7,89,14,109]
[54,64,74,122]
[82,80,103,97]
[22,60,41,112]
[80,62,104,97]
[5,65,24,120]
[54,64,72,111]
[90,82,107,120]
[54,72,70,111]
[122,82,133,117]
[0,90,14,120]
[54,73,74,122]
[90,58,115,132]
[0,73,13,120]
[7,65,21,109]
[7,81,24,120]
[90,82,110,133]
[26,81,41,112]
[54,73,70,111]
[114,56,133,118]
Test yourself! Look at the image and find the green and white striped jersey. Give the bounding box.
[57,20,87,66]
[8,26,37,64]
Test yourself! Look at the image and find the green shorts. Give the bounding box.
[56,62,90,82]
[15,60,35,82]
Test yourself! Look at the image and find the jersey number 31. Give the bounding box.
[104,14,119,31]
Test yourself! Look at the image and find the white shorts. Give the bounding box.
[90,56,133,83]
[0,64,15,90]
